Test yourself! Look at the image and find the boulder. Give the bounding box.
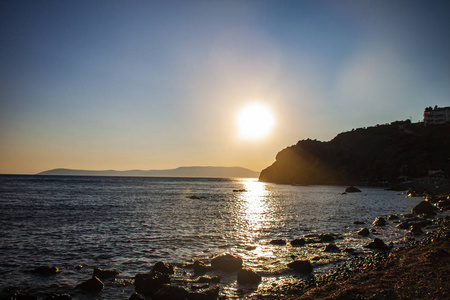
[372,217,386,226]
[152,284,188,300]
[412,201,436,215]
[290,238,306,246]
[187,286,220,300]
[269,239,286,245]
[31,266,59,276]
[287,260,313,273]
[152,262,174,275]
[76,276,104,292]
[237,268,261,284]
[211,253,242,272]
[345,186,361,193]
[323,244,339,252]
[357,228,370,236]
[135,272,171,296]
[364,238,389,250]
[93,268,119,279]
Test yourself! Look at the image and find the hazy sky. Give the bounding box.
[1,1,449,174]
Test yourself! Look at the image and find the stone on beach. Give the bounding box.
[237,268,262,284]
[76,276,104,292]
[364,238,389,250]
[152,284,188,300]
[287,260,313,273]
[357,228,370,236]
[210,253,242,272]
[93,267,119,279]
[372,217,386,226]
[412,201,436,215]
[135,272,171,296]
[345,185,361,193]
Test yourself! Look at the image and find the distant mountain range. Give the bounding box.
[37,166,259,178]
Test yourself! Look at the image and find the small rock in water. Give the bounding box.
[31,266,59,276]
[396,221,410,229]
[357,228,370,236]
[245,245,257,251]
[93,267,120,279]
[287,260,313,273]
[188,286,220,300]
[187,195,203,199]
[372,217,386,226]
[129,293,144,300]
[233,189,247,192]
[76,276,104,292]
[353,221,365,225]
[345,185,362,193]
[412,201,436,215]
[211,253,242,272]
[290,238,306,246]
[323,244,339,252]
[152,284,188,300]
[319,233,334,242]
[409,224,423,235]
[194,275,220,283]
[135,272,171,296]
[237,268,261,284]
[387,214,399,220]
[152,261,174,275]
[269,239,286,245]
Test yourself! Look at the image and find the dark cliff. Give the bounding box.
[259,121,450,185]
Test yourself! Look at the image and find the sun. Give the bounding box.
[237,104,275,140]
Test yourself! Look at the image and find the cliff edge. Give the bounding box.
[259,121,450,185]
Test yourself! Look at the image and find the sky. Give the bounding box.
[1,0,450,175]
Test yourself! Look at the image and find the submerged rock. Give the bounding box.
[211,253,242,272]
[410,224,423,235]
[152,262,174,275]
[76,276,104,292]
[31,266,59,276]
[135,272,171,296]
[269,239,287,245]
[319,233,334,242]
[345,185,362,193]
[194,275,220,283]
[237,268,262,284]
[412,201,436,215]
[287,260,313,273]
[93,268,119,279]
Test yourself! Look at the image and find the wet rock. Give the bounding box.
[287,260,313,273]
[415,219,432,227]
[319,234,334,242]
[135,272,171,296]
[323,244,339,252]
[152,284,188,300]
[152,261,174,275]
[76,276,104,292]
[187,195,203,199]
[31,266,59,276]
[233,189,247,192]
[93,267,119,279]
[290,238,306,246]
[188,261,215,274]
[410,225,423,235]
[342,247,355,253]
[269,239,286,245]
[129,293,144,300]
[372,217,386,226]
[396,221,410,229]
[412,201,436,215]
[194,275,220,283]
[44,294,71,300]
[5,294,37,300]
[357,228,370,236]
[364,238,389,250]
[210,253,242,272]
[387,214,399,220]
[245,245,257,250]
[237,268,262,284]
[353,221,365,224]
[345,185,361,193]
[437,199,450,209]
[187,286,219,300]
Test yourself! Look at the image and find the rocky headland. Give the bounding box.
[259,121,450,186]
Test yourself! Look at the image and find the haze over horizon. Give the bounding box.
[1,1,449,175]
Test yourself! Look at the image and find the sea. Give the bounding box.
[0,175,431,299]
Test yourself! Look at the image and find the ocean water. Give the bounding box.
[0,175,426,299]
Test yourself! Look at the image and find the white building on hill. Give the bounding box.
[423,106,450,126]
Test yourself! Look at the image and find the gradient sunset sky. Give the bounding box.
[1,1,449,175]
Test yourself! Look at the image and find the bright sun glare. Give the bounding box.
[237,103,275,140]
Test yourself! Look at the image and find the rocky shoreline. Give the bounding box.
[1,188,449,300]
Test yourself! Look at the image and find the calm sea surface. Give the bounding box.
[0,175,425,299]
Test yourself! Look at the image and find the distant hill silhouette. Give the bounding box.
[259,121,450,185]
[37,166,259,178]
